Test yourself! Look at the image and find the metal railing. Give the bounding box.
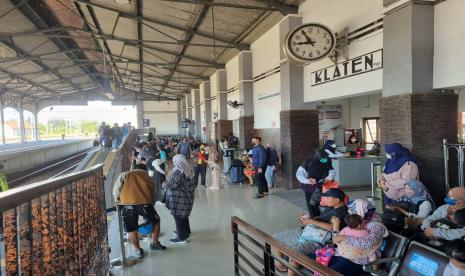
[443,139,465,191]
[231,216,341,276]
[370,161,382,200]
[0,164,108,275]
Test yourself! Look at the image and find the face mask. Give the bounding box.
[319,158,328,163]
[386,153,392,159]
[331,144,337,149]
[445,196,457,205]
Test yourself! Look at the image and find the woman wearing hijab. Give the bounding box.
[378,143,420,205]
[384,180,434,231]
[324,199,388,275]
[323,140,344,159]
[163,154,196,244]
[296,149,335,217]
[421,187,465,241]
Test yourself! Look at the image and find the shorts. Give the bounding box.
[121,205,160,233]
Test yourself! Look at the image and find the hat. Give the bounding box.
[321,188,345,200]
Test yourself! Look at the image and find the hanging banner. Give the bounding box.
[311,49,383,86]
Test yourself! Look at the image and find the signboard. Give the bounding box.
[181,123,189,129]
[143,119,150,128]
[311,49,383,86]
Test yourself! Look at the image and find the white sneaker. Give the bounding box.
[209,187,219,190]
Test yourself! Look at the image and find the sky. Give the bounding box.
[3,101,138,126]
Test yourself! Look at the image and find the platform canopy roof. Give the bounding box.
[0,0,300,107]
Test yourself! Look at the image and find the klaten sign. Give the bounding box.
[311,49,383,86]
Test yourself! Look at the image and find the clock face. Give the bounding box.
[285,23,336,63]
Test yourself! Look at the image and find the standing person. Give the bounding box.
[323,140,344,159]
[378,143,419,205]
[251,137,268,199]
[112,123,121,149]
[177,138,192,160]
[104,125,113,149]
[98,122,106,146]
[219,136,232,176]
[121,123,129,139]
[228,132,239,157]
[193,144,208,187]
[151,159,166,203]
[207,146,221,190]
[163,154,196,244]
[296,149,335,217]
[265,143,279,192]
[112,164,166,258]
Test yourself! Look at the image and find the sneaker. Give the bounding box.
[253,194,264,199]
[150,242,166,251]
[135,248,144,259]
[209,186,219,190]
[169,238,189,244]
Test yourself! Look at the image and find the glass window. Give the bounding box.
[363,117,380,150]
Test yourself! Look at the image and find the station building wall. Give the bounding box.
[433,0,465,89]
[142,101,178,135]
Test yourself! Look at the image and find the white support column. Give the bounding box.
[237,51,254,149]
[136,101,144,129]
[33,103,40,141]
[177,101,182,135]
[191,89,201,140]
[18,105,25,143]
[200,81,211,143]
[185,94,194,136]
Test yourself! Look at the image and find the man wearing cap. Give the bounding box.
[273,188,348,272]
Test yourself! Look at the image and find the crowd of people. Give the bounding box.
[111,131,465,275]
[270,141,465,275]
[97,121,132,149]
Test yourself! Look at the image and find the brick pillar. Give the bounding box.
[280,110,320,189]
[239,115,254,150]
[380,92,458,202]
[216,119,233,141]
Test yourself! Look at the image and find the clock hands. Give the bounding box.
[300,30,316,46]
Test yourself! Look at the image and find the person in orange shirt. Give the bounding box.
[193,144,208,187]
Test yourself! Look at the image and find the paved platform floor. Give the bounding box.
[109,182,373,276]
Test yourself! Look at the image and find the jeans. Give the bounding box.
[174,216,191,240]
[223,156,231,174]
[255,168,268,195]
[265,165,275,188]
[194,165,207,186]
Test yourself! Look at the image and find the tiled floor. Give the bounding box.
[109,183,374,276]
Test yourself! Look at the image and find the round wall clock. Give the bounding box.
[284,23,336,65]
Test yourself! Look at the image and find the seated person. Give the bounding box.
[378,143,420,205]
[340,214,369,238]
[421,187,465,242]
[383,180,433,233]
[273,188,348,273]
[243,151,255,186]
[444,239,465,275]
[330,200,387,273]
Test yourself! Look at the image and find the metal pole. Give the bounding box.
[443,139,450,192]
[370,162,381,200]
[110,206,137,268]
[0,96,5,144]
[459,145,464,187]
[18,105,25,143]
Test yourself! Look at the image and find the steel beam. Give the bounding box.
[12,0,101,85]
[250,0,298,15]
[160,4,211,95]
[73,0,249,50]
[136,0,144,93]
[157,0,297,13]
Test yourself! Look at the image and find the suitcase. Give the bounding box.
[230,166,245,184]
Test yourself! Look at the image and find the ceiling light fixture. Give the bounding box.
[114,0,130,4]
